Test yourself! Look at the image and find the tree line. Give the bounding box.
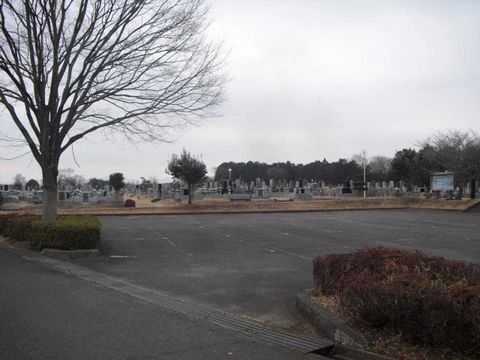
[7,129,479,195]
[215,130,480,191]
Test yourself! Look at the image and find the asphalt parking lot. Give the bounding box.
[82,209,479,328]
[2,209,478,359]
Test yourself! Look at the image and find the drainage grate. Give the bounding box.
[27,254,332,353]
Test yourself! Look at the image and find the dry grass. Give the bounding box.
[11,195,480,216]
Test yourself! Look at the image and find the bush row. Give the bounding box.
[0,213,19,235]
[313,247,480,355]
[2,214,101,251]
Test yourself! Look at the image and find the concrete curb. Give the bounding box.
[462,199,480,213]
[40,248,101,260]
[296,291,394,360]
[296,291,368,348]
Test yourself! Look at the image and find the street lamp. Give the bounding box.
[362,151,367,198]
[363,160,366,198]
[228,169,232,194]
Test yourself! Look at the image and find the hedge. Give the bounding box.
[3,215,101,251]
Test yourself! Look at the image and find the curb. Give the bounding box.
[61,207,410,217]
[296,291,394,360]
[40,248,101,260]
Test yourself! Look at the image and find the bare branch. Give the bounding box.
[0,0,227,219]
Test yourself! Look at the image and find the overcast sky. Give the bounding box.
[1,0,479,184]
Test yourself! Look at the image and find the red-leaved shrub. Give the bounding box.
[313,247,480,355]
[124,199,136,207]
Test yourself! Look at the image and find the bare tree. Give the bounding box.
[12,173,25,190]
[418,129,480,198]
[0,0,227,219]
[368,156,392,181]
[58,168,84,189]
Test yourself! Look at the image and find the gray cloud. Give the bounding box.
[2,0,479,183]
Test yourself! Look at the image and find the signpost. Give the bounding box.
[430,172,454,199]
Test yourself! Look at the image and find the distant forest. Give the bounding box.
[215,158,396,187]
[213,130,480,190]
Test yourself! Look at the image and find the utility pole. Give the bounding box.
[361,150,367,198]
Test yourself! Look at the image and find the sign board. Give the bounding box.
[430,172,454,191]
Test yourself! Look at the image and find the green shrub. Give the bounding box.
[313,247,480,355]
[4,215,101,251]
[3,214,37,241]
[0,213,22,235]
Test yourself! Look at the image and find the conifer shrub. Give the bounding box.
[313,247,480,355]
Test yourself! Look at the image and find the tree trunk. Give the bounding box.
[42,165,59,220]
